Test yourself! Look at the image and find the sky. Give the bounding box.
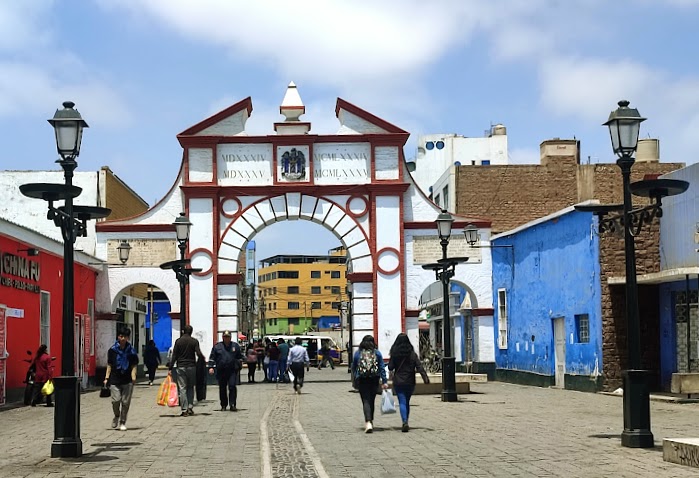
[2,0,699,261]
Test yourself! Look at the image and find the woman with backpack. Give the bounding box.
[245,345,258,383]
[351,334,388,433]
[388,333,430,432]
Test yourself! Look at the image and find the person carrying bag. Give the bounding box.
[387,333,429,433]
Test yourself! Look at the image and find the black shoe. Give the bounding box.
[402,422,409,432]
[180,411,188,417]
[230,406,237,412]
[220,406,227,411]
[186,409,194,416]
[46,403,54,407]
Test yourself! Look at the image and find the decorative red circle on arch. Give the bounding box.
[220,196,243,219]
[189,248,214,276]
[376,247,401,275]
[345,194,369,218]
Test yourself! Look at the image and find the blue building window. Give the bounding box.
[575,314,590,343]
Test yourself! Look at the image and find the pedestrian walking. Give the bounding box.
[317,340,335,370]
[387,333,430,432]
[144,340,161,386]
[277,338,289,382]
[351,334,388,433]
[287,337,310,394]
[30,344,54,407]
[255,340,265,372]
[208,330,244,411]
[267,342,281,382]
[245,345,258,383]
[104,328,139,430]
[168,325,206,417]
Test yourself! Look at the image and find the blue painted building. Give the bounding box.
[492,206,605,391]
[636,163,699,391]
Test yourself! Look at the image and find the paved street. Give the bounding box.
[2,367,699,477]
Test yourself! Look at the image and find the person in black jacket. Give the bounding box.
[169,325,206,416]
[387,333,429,433]
[144,340,161,386]
[208,330,244,411]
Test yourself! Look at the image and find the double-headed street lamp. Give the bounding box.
[576,100,688,448]
[20,102,111,458]
[422,210,469,402]
[160,213,201,333]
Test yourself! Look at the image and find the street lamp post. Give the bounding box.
[19,102,111,458]
[160,213,200,334]
[422,210,469,402]
[576,100,688,448]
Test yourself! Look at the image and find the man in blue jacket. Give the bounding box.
[208,330,244,411]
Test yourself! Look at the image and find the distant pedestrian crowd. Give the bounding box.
[32,325,425,436]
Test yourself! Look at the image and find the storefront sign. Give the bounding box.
[5,308,23,318]
[0,251,41,293]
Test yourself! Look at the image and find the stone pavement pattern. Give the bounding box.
[1,367,699,477]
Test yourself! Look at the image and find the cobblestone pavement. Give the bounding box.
[2,366,699,477]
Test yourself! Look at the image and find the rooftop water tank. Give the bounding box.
[492,124,506,136]
[636,139,660,163]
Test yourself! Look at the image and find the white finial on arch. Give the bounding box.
[280,81,305,121]
[277,82,310,134]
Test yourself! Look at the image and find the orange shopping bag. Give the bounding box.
[157,376,171,406]
[167,378,179,407]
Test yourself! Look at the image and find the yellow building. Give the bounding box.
[258,246,347,335]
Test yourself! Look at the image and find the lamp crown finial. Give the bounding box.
[62,101,76,109]
[618,100,630,108]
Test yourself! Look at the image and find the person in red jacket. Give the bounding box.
[31,344,53,407]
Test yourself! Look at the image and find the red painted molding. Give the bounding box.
[180,182,411,197]
[335,98,410,138]
[170,312,181,320]
[96,223,175,233]
[178,97,253,138]
[471,308,495,316]
[404,220,492,229]
[405,309,420,317]
[218,273,243,285]
[347,272,373,283]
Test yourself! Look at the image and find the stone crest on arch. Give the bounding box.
[280,147,307,181]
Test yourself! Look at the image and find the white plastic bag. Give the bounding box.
[287,369,295,383]
[380,389,396,414]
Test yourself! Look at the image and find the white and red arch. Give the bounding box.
[95,87,493,357]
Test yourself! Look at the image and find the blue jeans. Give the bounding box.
[268,360,279,382]
[394,384,415,424]
[278,358,288,381]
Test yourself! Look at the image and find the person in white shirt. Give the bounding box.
[286,337,310,394]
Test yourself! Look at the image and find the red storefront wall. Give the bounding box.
[0,234,97,397]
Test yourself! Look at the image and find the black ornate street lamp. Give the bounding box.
[117,240,131,265]
[160,212,200,333]
[576,100,688,448]
[422,210,469,402]
[20,101,111,458]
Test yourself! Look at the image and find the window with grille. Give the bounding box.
[497,289,508,349]
[331,271,340,279]
[311,301,321,309]
[287,286,299,294]
[311,286,321,294]
[288,302,300,310]
[331,286,341,294]
[331,302,340,310]
[40,291,50,350]
[311,271,321,279]
[575,314,590,343]
[279,271,299,279]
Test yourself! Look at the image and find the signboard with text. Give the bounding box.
[412,235,481,264]
[0,305,6,406]
[83,314,91,374]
